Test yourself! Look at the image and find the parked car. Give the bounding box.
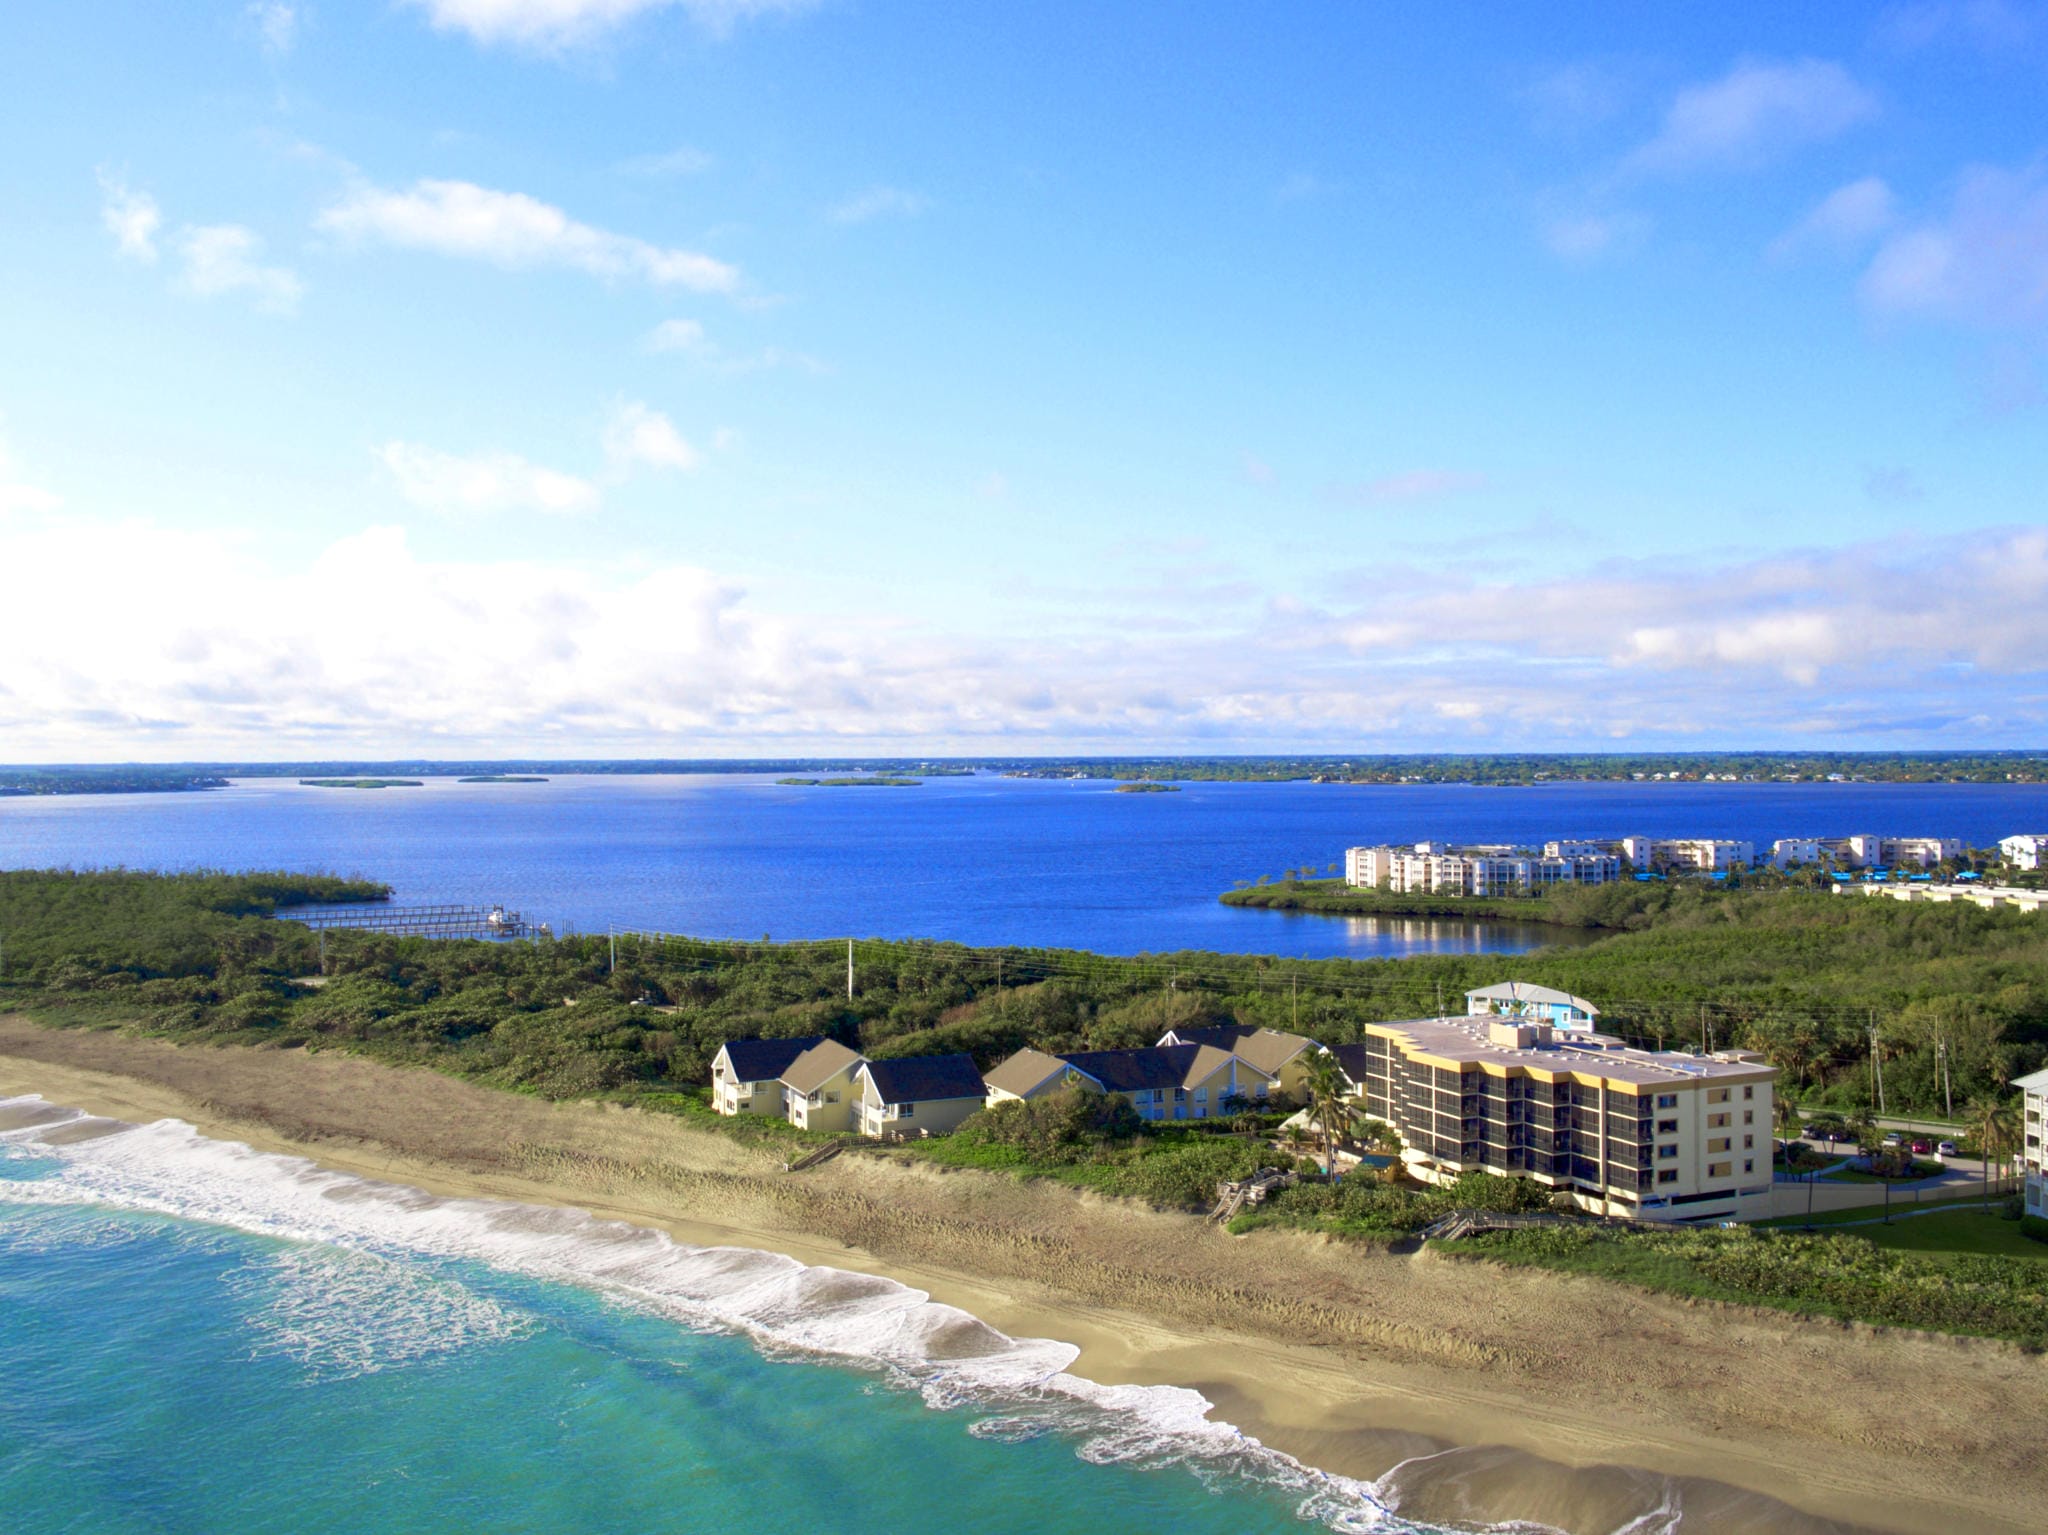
[1937,1140,1958,1158]
[1909,1139,1932,1155]
[1882,1132,1904,1148]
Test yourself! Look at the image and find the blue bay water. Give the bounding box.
[4,774,2044,960]
[0,1098,1414,1535]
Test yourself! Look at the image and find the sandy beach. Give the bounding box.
[2,1014,2041,1535]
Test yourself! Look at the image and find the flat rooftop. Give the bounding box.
[1367,1014,1774,1088]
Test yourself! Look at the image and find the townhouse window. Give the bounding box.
[1657,1169,1678,1184]
[1173,1087,1188,1102]
[1194,1087,1207,1102]
[900,1102,914,1118]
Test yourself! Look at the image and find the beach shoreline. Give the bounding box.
[2,1015,2040,1535]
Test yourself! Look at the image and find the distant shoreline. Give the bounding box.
[1221,879,1603,928]
[5,752,2045,796]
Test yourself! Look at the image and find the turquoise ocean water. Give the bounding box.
[0,1096,1451,1535]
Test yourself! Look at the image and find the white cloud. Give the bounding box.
[643,318,708,354]
[318,179,739,292]
[1626,59,1877,175]
[640,317,824,373]
[1877,0,2038,53]
[1769,176,1897,260]
[378,442,600,516]
[5,520,2048,754]
[248,1,299,55]
[1540,210,1650,261]
[828,186,928,225]
[1521,61,1630,136]
[176,226,304,314]
[603,401,701,474]
[98,172,162,262]
[616,147,714,178]
[406,0,812,50]
[1861,161,2048,328]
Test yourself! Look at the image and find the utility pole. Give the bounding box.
[1938,1035,1953,1121]
[1869,1026,1885,1115]
[846,939,854,1002]
[1291,974,1299,1031]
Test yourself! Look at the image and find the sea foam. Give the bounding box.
[0,1094,1586,1534]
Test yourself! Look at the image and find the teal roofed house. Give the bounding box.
[1465,981,1600,1032]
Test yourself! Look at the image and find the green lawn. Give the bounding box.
[1755,1190,2001,1229]
[1822,1158,1943,1183]
[1852,1210,2048,1262]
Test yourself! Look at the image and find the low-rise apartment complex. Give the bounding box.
[1842,882,2048,912]
[1332,1014,1776,1221]
[1619,837,1754,872]
[1345,842,1620,895]
[2002,834,2048,872]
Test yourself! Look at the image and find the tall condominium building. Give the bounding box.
[2019,1068,2048,1221]
[1344,843,1620,895]
[1333,1015,1776,1222]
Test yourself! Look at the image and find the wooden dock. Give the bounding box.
[285,903,546,941]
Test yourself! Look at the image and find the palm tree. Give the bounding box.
[1965,1096,2020,1198]
[1302,1055,1355,1182]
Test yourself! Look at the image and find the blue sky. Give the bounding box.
[2,1,2046,758]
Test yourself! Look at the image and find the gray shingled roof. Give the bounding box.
[1160,1025,1316,1075]
[860,1053,986,1105]
[781,1039,866,1094]
[982,1047,1073,1099]
[1330,1041,1372,1088]
[1058,1043,1266,1094]
[718,1036,826,1084]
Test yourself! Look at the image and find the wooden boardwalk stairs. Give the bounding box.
[784,1140,849,1173]
[1209,1167,1297,1223]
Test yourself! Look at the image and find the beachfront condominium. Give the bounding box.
[2019,1068,2048,1220]
[2002,834,2048,872]
[1344,842,1620,896]
[1773,835,1965,870]
[1618,837,1754,872]
[1332,1015,1777,1222]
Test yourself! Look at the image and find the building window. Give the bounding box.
[1744,1111,1754,1124]
[1708,1113,1730,1129]
[1708,1137,1730,1154]
[1708,1161,1732,1178]
[1657,1118,1678,1134]
[1744,1159,1754,1173]
[1657,1169,1678,1184]
[1743,1086,1754,1099]
[1658,1145,1678,1160]
[1707,1088,1730,1104]
[1656,1093,1678,1109]
[900,1102,914,1118]
[1743,1134,1753,1149]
